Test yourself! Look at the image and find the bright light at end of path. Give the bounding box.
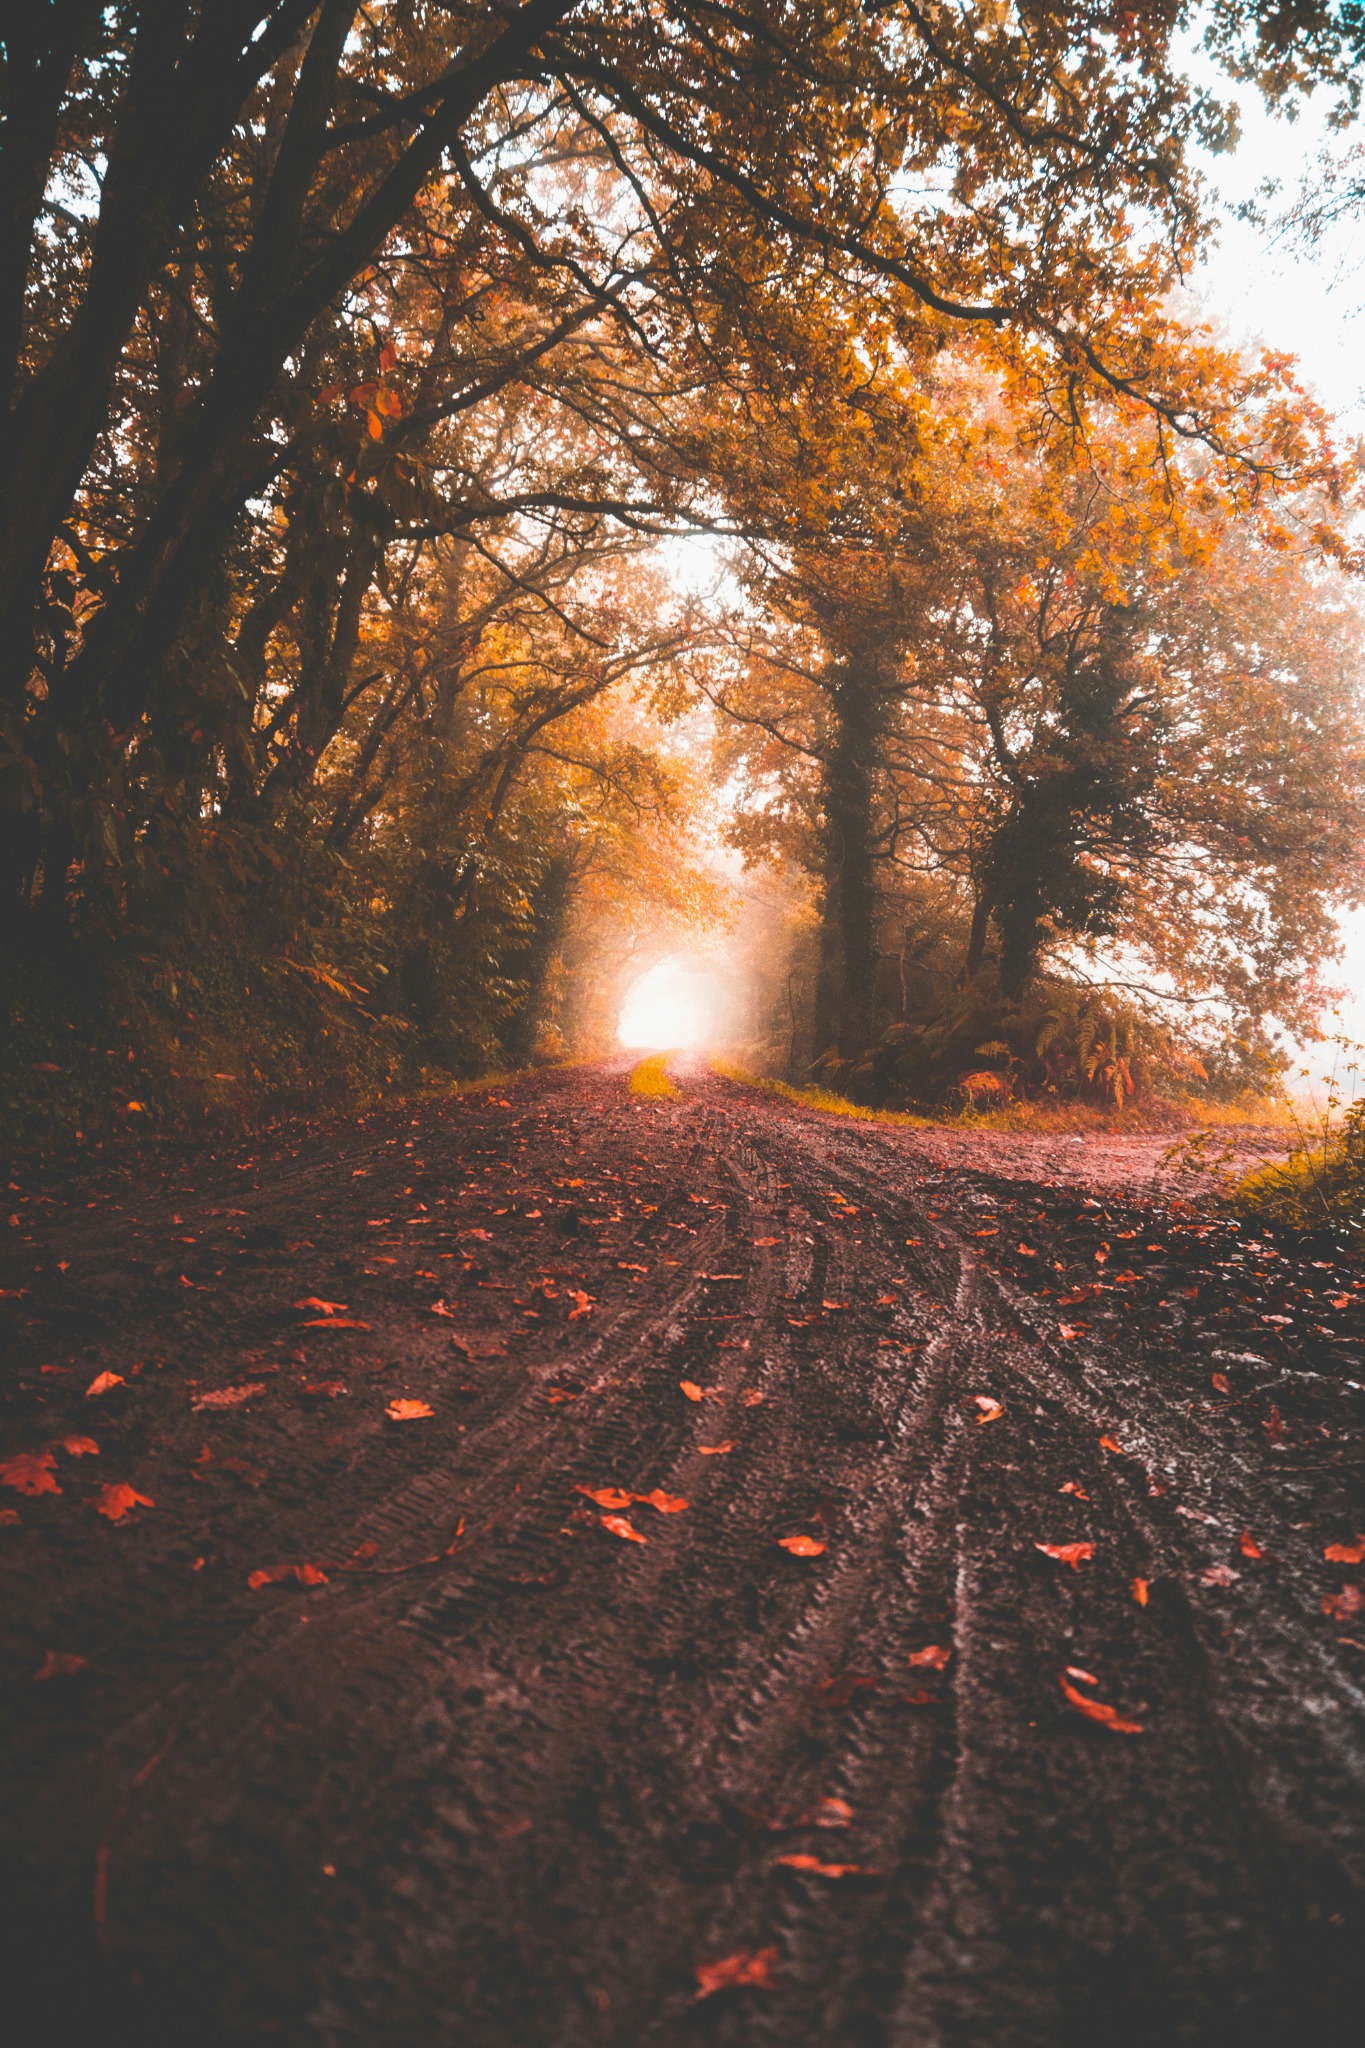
[617,960,718,1050]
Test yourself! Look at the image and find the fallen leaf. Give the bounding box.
[0,1508,20,1525]
[61,1435,99,1457]
[973,1395,1003,1423]
[1324,1536,1365,1564]
[34,1651,88,1680]
[741,1389,765,1406]
[907,1644,951,1669]
[698,1441,733,1455]
[1239,1530,1265,1560]
[753,1237,781,1246]
[778,1534,826,1556]
[0,1449,60,1496]
[575,1484,634,1511]
[94,1482,154,1522]
[1058,1324,1085,1340]
[680,1380,704,1402]
[1262,1404,1285,1445]
[1211,1372,1231,1394]
[1060,1481,1089,1500]
[1065,1664,1099,1685]
[773,1853,878,1878]
[637,1488,688,1513]
[247,1562,329,1589]
[86,1371,124,1397]
[1099,1435,1124,1455]
[567,1289,595,1319]
[1201,1564,1240,1587]
[1059,1674,1143,1734]
[386,1398,433,1420]
[694,1947,779,1998]
[1036,1541,1094,1569]
[191,1382,265,1411]
[294,1297,348,1315]
[1132,1577,1149,1606]
[801,1796,853,1827]
[1322,1584,1364,1620]
[600,1513,647,1544]
[429,1299,456,1318]
[301,1317,371,1329]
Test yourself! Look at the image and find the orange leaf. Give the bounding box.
[973,1395,1003,1423]
[1098,1434,1124,1454]
[294,1297,348,1315]
[773,1852,877,1878]
[191,1382,264,1410]
[567,1289,595,1319]
[753,1236,781,1246]
[61,1435,99,1457]
[0,1449,60,1496]
[1324,1535,1365,1564]
[386,1398,432,1420]
[1211,1372,1231,1394]
[86,1371,124,1397]
[1059,1674,1143,1734]
[636,1488,688,1513]
[741,1389,765,1406]
[907,1643,951,1669]
[600,1513,647,1544]
[1059,1480,1089,1500]
[1322,1584,1364,1620]
[1036,1541,1094,1569]
[694,1947,779,1998]
[302,1318,371,1329]
[366,408,383,439]
[698,1441,733,1455]
[94,1482,154,1522]
[680,1380,704,1402]
[778,1534,826,1556]
[575,1484,634,1511]
[247,1562,329,1590]
[1058,1324,1085,1340]
[1132,1577,1149,1606]
[1238,1530,1265,1560]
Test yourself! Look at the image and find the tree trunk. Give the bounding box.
[814,664,879,1064]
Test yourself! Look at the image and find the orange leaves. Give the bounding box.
[777,1534,826,1556]
[1098,1434,1124,1455]
[192,1382,264,1411]
[1324,1535,1365,1564]
[386,1398,433,1421]
[1058,1671,1143,1735]
[1238,1530,1265,1560]
[907,1643,951,1669]
[566,1289,595,1320]
[680,1380,704,1402]
[576,1484,633,1511]
[248,1562,329,1590]
[773,1852,878,1878]
[0,1449,60,1496]
[295,1296,347,1315]
[1132,1577,1150,1606]
[741,1388,764,1407]
[94,1482,154,1522]
[429,1299,456,1318]
[694,1947,779,1998]
[301,1318,371,1330]
[1322,1584,1363,1620]
[600,1512,647,1544]
[1036,1541,1094,1569]
[86,1371,123,1397]
[637,1488,688,1514]
[698,1441,733,1455]
[1057,1324,1085,1341]
[34,1651,87,1680]
[1210,1371,1231,1394]
[62,1435,98,1457]
[973,1395,1003,1424]
[1059,1480,1089,1501]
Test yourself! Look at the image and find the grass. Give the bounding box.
[629,1051,681,1099]
[710,1057,1291,1136]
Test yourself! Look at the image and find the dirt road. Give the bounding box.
[2,1061,1363,2047]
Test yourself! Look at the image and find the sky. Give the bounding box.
[1178,45,1365,1071]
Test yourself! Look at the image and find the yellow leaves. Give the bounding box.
[0,1449,60,1496]
[94,1482,154,1522]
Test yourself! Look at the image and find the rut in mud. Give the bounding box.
[1,1061,1363,2047]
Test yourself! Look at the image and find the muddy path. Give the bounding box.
[2,1061,1363,2047]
